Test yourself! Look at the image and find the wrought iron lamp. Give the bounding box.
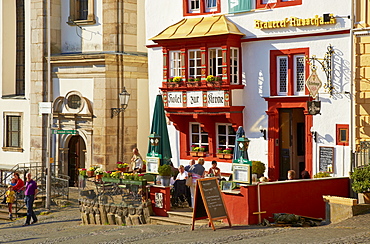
[111,87,130,118]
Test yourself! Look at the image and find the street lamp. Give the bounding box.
[111,87,130,118]
[148,132,161,157]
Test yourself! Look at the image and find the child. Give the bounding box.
[10,178,17,186]
[5,185,15,220]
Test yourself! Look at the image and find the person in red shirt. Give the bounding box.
[2,172,24,204]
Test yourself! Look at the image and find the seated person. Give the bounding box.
[176,165,188,180]
[173,165,190,207]
[207,161,221,178]
[287,170,296,180]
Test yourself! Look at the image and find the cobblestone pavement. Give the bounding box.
[0,188,369,244]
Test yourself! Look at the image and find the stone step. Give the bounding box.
[167,209,194,219]
[150,215,209,226]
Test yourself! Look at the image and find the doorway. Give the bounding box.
[279,108,305,180]
[68,135,86,186]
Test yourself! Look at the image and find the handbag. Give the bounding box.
[186,176,193,187]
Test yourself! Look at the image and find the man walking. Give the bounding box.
[23,173,38,226]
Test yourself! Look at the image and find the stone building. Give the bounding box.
[0,0,149,186]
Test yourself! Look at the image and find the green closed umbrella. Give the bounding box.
[148,95,172,165]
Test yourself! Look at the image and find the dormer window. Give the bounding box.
[183,0,220,16]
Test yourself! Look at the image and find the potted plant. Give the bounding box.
[187,77,201,87]
[351,164,370,203]
[87,166,96,177]
[116,162,128,172]
[95,167,104,180]
[197,146,207,157]
[158,164,172,186]
[190,145,200,157]
[252,161,266,178]
[220,148,233,159]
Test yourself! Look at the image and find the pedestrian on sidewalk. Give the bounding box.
[5,185,15,220]
[1,172,24,204]
[23,173,38,226]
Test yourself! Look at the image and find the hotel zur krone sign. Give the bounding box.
[255,14,336,30]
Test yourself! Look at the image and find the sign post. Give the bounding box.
[191,178,231,231]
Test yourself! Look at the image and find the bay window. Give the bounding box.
[209,48,223,78]
[189,50,202,79]
[230,47,239,84]
[170,51,181,78]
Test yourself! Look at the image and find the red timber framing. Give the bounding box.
[155,34,244,162]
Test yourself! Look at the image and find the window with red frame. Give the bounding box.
[336,124,349,146]
[183,0,220,16]
[256,0,302,9]
[270,48,309,96]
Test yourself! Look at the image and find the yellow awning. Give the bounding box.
[150,15,244,41]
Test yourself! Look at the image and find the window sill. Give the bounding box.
[2,147,24,152]
[67,19,96,26]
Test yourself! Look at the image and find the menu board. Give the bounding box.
[192,178,231,231]
[319,147,334,173]
[232,164,251,183]
[146,157,159,174]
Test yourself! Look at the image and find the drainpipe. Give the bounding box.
[349,0,355,172]
[45,0,51,209]
[257,183,262,224]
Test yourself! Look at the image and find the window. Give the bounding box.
[277,56,288,95]
[294,55,305,95]
[3,114,22,151]
[189,50,202,79]
[217,124,236,153]
[190,123,209,150]
[170,51,181,78]
[189,0,200,13]
[183,0,220,16]
[229,0,252,13]
[68,0,95,25]
[256,0,302,9]
[270,48,309,96]
[336,124,349,146]
[209,48,223,78]
[230,47,239,84]
[67,95,82,109]
[65,91,84,113]
[16,0,25,96]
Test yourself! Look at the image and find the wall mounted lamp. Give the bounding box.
[311,131,318,143]
[111,87,130,118]
[259,126,267,140]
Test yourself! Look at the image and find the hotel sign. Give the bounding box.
[254,14,336,30]
[165,90,230,108]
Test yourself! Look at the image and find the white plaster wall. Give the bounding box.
[53,78,94,114]
[61,0,103,53]
[0,0,32,166]
[146,1,353,175]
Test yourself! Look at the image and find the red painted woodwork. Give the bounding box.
[150,186,171,217]
[270,48,309,96]
[222,177,349,225]
[182,0,221,17]
[336,124,349,146]
[264,96,313,181]
[256,0,302,9]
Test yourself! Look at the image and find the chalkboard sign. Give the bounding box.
[192,178,231,231]
[319,147,334,173]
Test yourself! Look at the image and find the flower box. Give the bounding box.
[190,151,207,157]
[102,177,121,183]
[117,167,128,172]
[186,81,200,87]
[121,179,147,186]
[217,153,233,159]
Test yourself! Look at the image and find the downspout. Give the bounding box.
[45,0,51,209]
[350,0,355,172]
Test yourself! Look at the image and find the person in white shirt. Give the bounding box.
[176,165,188,180]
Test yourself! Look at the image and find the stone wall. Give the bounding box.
[80,199,152,226]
